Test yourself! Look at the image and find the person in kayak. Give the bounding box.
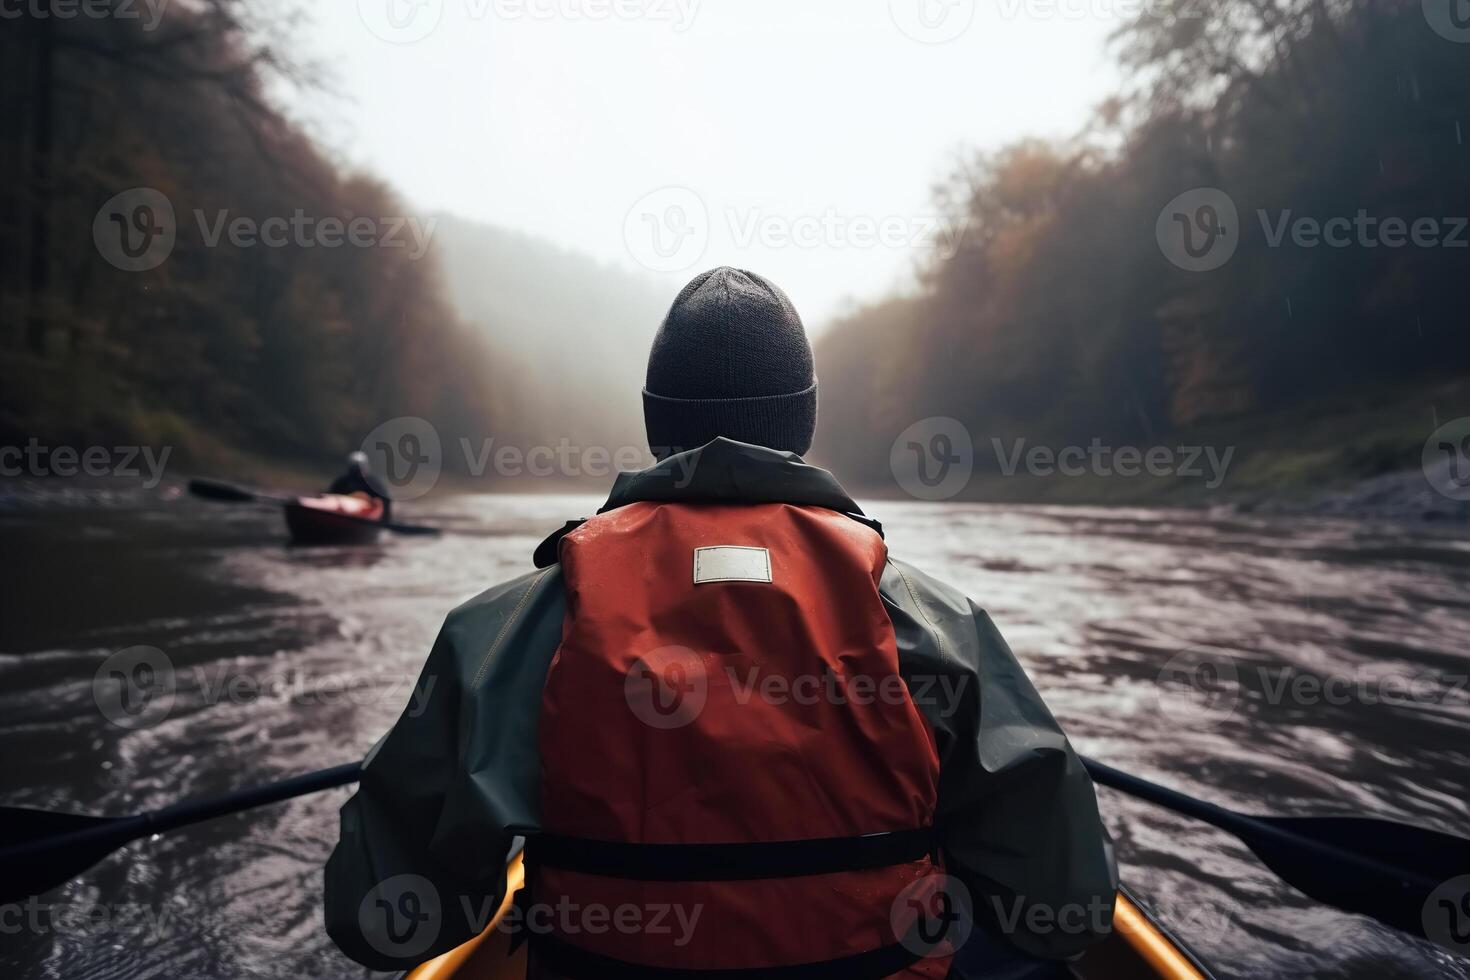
[325,267,1118,978]
[326,450,393,521]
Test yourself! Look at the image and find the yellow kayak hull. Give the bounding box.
[406,856,1207,980]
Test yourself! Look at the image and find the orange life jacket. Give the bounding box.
[527,500,953,979]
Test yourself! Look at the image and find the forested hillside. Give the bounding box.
[814,0,1470,498]
[5,0,1466,502]
[0,1,505,470]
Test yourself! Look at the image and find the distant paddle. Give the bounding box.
[1082,757,1470,943]
[0,763,362,905]
[187,477,294,506]
[187,478,440,537]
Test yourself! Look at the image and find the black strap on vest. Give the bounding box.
[529,827,935,881]
[529,932,926,980]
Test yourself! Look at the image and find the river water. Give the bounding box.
[1,489,1468,979]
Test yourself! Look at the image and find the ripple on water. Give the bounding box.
[1,493,1467,979]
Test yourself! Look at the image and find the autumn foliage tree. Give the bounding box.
[815,0,1470,491]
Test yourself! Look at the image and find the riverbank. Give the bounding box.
[4,376,1467,521]
[847,378,1470,521]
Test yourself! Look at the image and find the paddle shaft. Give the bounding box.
[187,478,297,507]
[0,763,361,867]
[1082,757,1441,892]
[2,751,1449,929]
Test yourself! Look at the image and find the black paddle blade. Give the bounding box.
[0,765,362,904]
[187,478,259,503]
[1248,815,1470,942]
[0,806,119,903]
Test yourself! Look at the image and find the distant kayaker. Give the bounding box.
[326,451,392,521]
[326,267,1117,978]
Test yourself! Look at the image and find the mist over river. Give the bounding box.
[1,489,1468,979]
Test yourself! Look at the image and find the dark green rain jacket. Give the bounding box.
[325,439,1117,972]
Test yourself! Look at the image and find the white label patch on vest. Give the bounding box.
[693,546,772,585]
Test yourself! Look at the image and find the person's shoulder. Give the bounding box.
[881,556,978,619]
[442,566,564,644]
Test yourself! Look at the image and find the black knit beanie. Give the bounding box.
[644,267,818,460]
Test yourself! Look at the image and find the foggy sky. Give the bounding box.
[286,0,1123,329]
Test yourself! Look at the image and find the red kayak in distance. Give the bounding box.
[283,494,388,545]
